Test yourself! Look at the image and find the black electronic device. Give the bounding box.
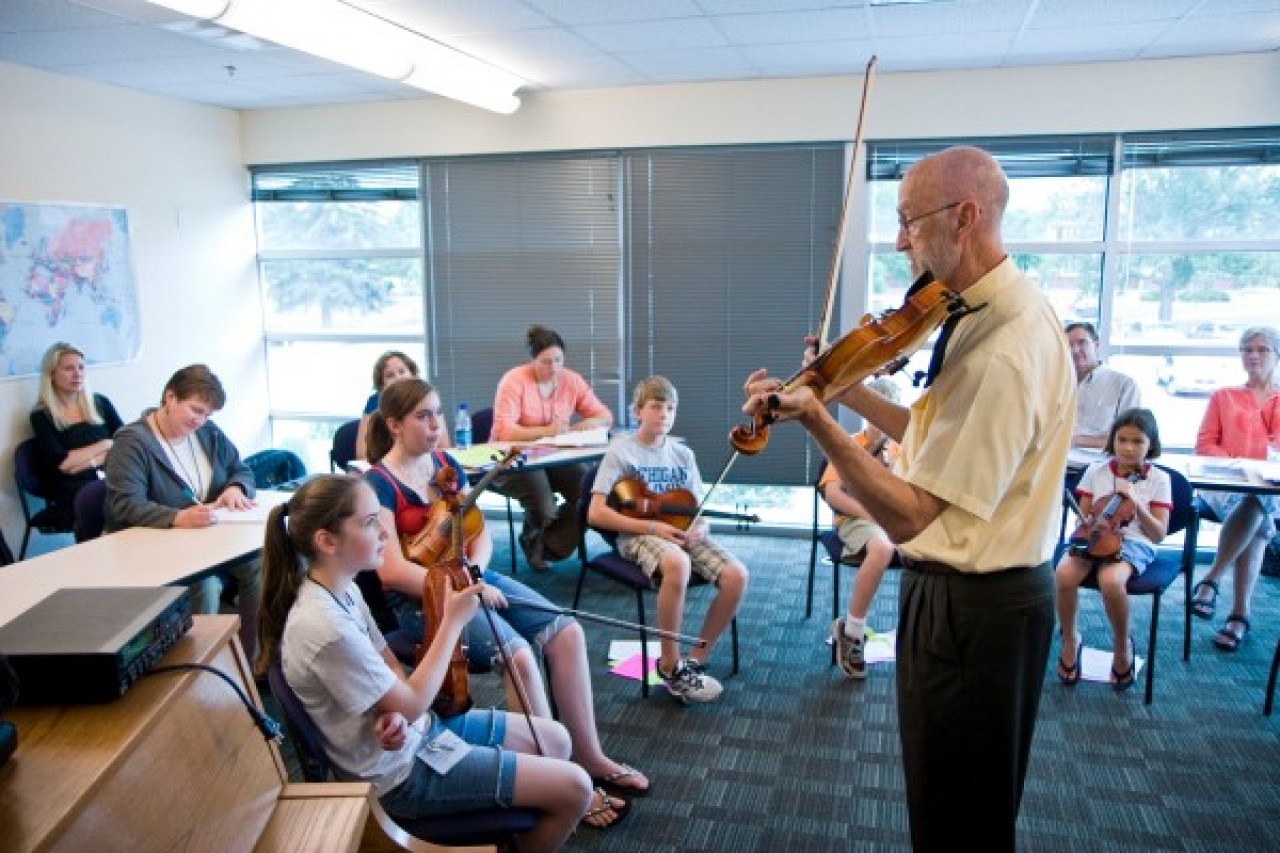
[0,587,193,705]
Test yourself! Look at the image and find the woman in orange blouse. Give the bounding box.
[492,325,613,570]
[1189,326,1280,652]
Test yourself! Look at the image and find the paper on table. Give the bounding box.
[211,502,275,524]
[534,426,609,448]
[449,443,510,469]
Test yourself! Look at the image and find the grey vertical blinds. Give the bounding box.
[624,144,844,486]
[423,154,625,420]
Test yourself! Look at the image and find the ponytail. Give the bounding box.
[255,475,367,674]
[257,502,302,674]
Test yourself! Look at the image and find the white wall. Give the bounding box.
[241,52,1280,163]
[0,61,265,553]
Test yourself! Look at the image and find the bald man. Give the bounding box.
[746,146,1074,850]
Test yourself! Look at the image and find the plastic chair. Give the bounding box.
[14,438,76,558]
[471,406,520,574]
[72,479,108,543]
[571,465,738,697]
[266,659,538,848]
[329,419,360,472]
[1060,463,1199,705]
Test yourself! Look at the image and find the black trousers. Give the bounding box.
[896,561,1054,852]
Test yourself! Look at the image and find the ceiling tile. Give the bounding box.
[574,17,729,53]
[712,9,868,44]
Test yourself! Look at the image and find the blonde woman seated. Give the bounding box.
[362,378,647,822]
[28,342,123,529]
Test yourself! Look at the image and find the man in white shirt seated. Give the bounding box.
[1066,321,1141,449]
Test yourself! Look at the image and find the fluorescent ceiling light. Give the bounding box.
[145,0,525,114]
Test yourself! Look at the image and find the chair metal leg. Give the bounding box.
[19,525,31,561]
[504,497,518,574]
[730,617,739,676]
[636,591,650,698]
[1265,637,1280,717]
[1144,592,1160,705]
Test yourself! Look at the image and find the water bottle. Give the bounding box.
[454,403,472,449]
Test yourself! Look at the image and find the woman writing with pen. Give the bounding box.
[103,364,261,660]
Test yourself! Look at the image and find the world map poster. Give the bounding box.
[0,201,141,378]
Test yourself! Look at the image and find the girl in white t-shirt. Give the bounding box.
[1055,408,1171,692]
[256,474,598,853]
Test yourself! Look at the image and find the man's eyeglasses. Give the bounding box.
[1241,345,1275,356]
[897,200,965,234]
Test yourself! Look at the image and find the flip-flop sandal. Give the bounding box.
[580,788,630,830]
[1190,579,1219,620]
[1213,614,1250,652]
[1057,639,1083,686]
[1110,635,1136,692]
[591,763,650,798]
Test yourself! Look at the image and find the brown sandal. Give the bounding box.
[580,788,630,830]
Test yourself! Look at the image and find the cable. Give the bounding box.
[148,663,283,744]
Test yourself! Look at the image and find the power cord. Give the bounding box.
[149,663,284,744]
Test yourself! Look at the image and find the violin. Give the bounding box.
[1068,470,1143,561]
[731,272,966,456]
[608,475,760,531]
[410,448,522,719]
[403,449,524,566]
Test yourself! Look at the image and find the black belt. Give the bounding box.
[900,556,1046,576]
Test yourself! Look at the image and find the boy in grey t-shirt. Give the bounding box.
[588,376,749,703]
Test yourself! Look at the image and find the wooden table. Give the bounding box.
[0,616,371,852]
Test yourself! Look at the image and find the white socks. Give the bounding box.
[844,615,866,641]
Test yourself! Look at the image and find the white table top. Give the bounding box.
[0,490,290,628]
[1067,448,1280,494]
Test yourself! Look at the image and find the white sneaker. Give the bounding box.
[832,618,867,679]
[658,658,723,703]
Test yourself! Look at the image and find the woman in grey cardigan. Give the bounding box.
[104,364,260,661]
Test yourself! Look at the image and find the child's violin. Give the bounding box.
[1069,470,1143,561]
[608,475,760,530]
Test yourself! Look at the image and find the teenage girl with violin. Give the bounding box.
[1055,408,1171,692]
[362,378,647,823]
[588,376,750,704]
[256,474,592,853]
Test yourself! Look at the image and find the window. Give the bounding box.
[865,130,1280,450]
[252,162,422,471]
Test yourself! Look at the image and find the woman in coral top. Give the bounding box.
[1189,326,1280,652]
[492,325,613,570]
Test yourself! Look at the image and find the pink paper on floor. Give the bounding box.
[610,652,664,686]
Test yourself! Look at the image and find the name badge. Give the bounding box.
[415,727,470,775]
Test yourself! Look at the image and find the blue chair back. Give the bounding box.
[73,479,108,543]
[472,407,495,444]
[329,420,360,472]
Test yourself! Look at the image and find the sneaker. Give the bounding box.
[657,658,723,704]
[832,618,867,679]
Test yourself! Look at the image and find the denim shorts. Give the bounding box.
[379,709,517,819]
[392,568,572,672]
[1117,540,1156,576]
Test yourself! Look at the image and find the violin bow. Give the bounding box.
[814,54,878,354]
